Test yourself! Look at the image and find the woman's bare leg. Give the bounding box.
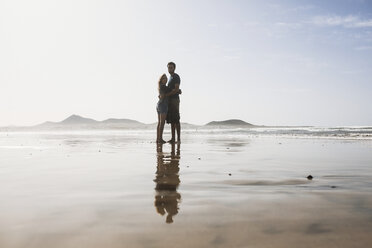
[159,113,167,143]
[156,114,161,143]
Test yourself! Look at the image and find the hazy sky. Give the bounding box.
[1,0,372,126]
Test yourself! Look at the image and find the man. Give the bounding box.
[165,62,181,143]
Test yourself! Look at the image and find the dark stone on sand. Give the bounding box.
[198,157,201,160]
[228,173,232,176]
[305,223,331,234]
[331,186,336,188]
[99,150,101,152]
[307,175,313,180]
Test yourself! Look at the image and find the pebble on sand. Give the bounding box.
[228,173,232,176]
[307,175,313,180]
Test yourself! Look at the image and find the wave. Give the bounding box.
[1,126,372,139]
[186,126,372,139]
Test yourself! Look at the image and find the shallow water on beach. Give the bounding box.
[0,130,372,248]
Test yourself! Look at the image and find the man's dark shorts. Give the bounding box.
[166,98,180,124]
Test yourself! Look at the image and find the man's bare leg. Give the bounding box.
[168,123,176,143]
[176,123,181,142]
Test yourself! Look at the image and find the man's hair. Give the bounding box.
[167,62,176,68]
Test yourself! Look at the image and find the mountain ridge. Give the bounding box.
[38,114,145,127]
[1,115,261,130]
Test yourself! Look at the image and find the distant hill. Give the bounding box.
[101,118,142,125]
[37,114,146,129]
[60,114,98,125]
[206,119,256,127]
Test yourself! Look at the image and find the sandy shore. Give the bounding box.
[0,131,372,248]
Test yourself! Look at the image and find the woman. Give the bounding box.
[156,74,169,144]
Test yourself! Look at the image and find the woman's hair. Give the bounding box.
[158,74,167,92]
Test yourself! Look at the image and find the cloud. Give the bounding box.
[223,55,240,60]
[311,15,372,28]
[288,5,315,12]
[266,4,315,13]
[244,21,260,27]
[258,87,311,93]
[275,22,302,29]
[354,46,372,51]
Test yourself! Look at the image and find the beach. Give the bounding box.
[0,130,372,248]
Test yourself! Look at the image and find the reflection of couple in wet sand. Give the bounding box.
[156,62,182,144]
[154,142,181,224]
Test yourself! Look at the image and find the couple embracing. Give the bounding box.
[156,62,182,144]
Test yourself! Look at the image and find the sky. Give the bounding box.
[1,0,372,126]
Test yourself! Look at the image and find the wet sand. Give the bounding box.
[0,131,372,248]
